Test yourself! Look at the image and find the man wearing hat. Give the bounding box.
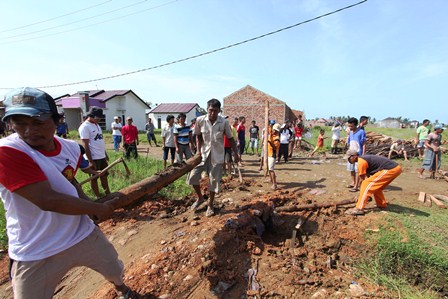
[345,149,402,215]
[79,106,110,198]
[418,124,444,179]
[111,115,123,152]
[0,87,134,298]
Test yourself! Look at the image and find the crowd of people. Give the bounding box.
[0,87,445,298]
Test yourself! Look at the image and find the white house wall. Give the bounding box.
[106,94,148,131]
[148,109,197,130]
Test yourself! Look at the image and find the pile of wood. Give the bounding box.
[364,131,420,158]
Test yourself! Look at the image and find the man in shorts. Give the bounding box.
[187,99,239,217]
[249,120,260,156]
[79,107,110,198]
[415,119,430,159]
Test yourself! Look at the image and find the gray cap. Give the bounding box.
[2,87,57,121]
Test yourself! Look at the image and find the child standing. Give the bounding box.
[309,129,327,159]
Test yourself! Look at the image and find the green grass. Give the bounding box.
[76,150,192,199]
[358,206,448,297]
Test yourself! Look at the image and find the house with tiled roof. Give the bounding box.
[148,103,201,129]
[55,90,150,131]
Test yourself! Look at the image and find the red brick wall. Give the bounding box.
[222,85,296,129]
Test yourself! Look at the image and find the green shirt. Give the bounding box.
[416,125,429,140]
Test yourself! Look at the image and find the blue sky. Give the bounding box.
[1,0,446,123]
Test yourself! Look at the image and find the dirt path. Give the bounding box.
[1,146,447,298]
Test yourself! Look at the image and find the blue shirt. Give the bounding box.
[173,124,191,145]
[348,128,366,155]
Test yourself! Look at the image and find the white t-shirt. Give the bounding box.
[332,126,342,140]
[162,125,175,147]
[279,128,292,144]
[111,121,122,136]
[0,134,95,261]
[79,120,106,160]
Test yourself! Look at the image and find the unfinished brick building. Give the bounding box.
[223,85,299,128]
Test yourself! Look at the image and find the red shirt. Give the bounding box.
[122,124,139,144]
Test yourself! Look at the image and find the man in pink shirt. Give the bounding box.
[122,116,139,159]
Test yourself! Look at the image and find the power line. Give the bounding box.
[0,0,177,45]
[1,0,368,90]
[0,0,149,40]
[0,0,112,33]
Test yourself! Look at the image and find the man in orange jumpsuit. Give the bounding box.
[344,149,402,215]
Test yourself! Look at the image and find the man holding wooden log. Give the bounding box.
[187,99,239,217]
[344,149,402,215]
[0,87,134,299]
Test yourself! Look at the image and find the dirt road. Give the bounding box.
[1,147,446,298]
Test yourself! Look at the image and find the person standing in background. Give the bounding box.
[122,116,139,159]
[79,107,110,198]
[236,116,246,165]
[415,119,430,159]
[173,113,193,163]
[145,117,159,147]
[162,115,176,169]
[111,116,122,152]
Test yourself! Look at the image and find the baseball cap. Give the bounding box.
[2,87,58,121]
[114,116,119,120]
[87,107,103,118]
[344,149,359,161]
[126,116,133,120]
[269,119,276,125]
[434,124,445,130]
[273,123,281,132]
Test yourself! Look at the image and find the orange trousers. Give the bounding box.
[356,165,402,210]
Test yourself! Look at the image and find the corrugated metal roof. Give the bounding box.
[150,103,198,113]
[91,90,130,101]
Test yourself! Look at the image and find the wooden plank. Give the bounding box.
[429,195,446,209]
[417,192,426,203]
[434,194,448,203]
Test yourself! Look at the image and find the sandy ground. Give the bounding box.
[1,144,447,298]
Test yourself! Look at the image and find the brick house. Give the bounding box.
[222,85,297,128]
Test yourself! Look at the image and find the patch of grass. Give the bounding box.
[77,150,192,199]
[358,209,448,297]
[0,203,7,250]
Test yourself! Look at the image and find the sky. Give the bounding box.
[0,0,447,123]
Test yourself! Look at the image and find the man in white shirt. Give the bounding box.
[79,107,110,198]
[331,122,342,154]
[111,116,122,152]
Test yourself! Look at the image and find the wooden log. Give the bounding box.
[429,195,446,209]
[78,157,130,186]
[97,154,202,213]
[417,192,426,203]
[275,199,355,213]
[434,194,448,203]
[263,100,269,177]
